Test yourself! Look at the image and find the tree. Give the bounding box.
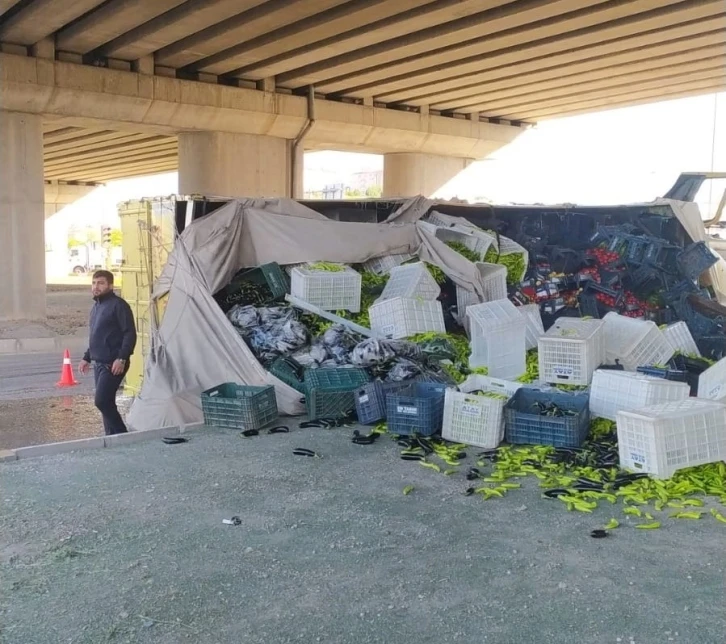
[67,237,85,249]
[344,188,364,198]
[365,185,382,198]
[109,229,123,247]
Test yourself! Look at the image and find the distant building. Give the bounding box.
[349,170,383,193]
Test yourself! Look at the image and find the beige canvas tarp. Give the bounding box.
[127,197,488,431]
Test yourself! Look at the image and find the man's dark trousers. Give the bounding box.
[94,362,129,435]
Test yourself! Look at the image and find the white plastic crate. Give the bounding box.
[466,300,526,379]
[290,265,362,312]
[284,263,305,276]
[456,262,507,320]
[590,370,690,421]
[442,389,505,449]
[433,226,480,253]
[497,235,530,281]
[369,297,445,339]
[377,262,440,302]
[616,398,726,479]
[697,356,726,402]
[662,321,700,356]
[538,318,604,386]
[518,303,545,350]
[363,253,414,276]
[459,374,523,397]
[602,312,674,371]
[426,212,496,257]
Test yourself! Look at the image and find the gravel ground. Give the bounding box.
[0,396,133,450]
[1,424,723,644]
[0,286,90,339]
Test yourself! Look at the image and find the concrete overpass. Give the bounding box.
[1,0,725,319]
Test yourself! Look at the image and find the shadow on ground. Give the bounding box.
[0,424,723,644]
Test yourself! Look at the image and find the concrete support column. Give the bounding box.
[383,153,471,198]
[178,132,292,197]
[0,111,46,320]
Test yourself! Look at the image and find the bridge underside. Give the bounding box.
[0,0,722,183]
[0,0,725,319]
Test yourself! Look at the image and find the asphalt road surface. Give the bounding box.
[0,352,94,402]
[0,353,130,449]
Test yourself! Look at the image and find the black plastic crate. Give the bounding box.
[686,310,723,339]
[627,264,663,298]
[635,366,689,383]
[643,308,676,326]
[386,382,447,436]
[201,383,278,430]
[504,389,590,448]
[642,239,679,272]
[355,379,411,425]
[624,235,650,264]
[696,335,726,361]
[677,241,718,281]
[578,293,600,319]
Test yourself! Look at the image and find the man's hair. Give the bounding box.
[93,270,114,285]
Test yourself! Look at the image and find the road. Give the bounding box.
[0,352,130,450]
[0,352,94,402]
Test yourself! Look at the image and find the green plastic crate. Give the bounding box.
[201,383,278,430]
[303,367,370,390]
[268,356,306,393]
[216,262,289,311]
[240,262,289,299]
[303,368,371,421]
[306,386,358,421]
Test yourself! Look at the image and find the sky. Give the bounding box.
[51,91,725,232]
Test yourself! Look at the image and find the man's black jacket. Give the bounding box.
[83,291,137,365]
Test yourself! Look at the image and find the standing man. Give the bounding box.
[78,270,137,436]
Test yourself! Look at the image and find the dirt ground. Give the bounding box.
[0,285,91,339]
[1,423,723,644]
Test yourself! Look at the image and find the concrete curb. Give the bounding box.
[0,339,19,354]
[2,425,204,462]
[0,336,88,355]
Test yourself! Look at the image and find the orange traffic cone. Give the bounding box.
[56,349,79,388]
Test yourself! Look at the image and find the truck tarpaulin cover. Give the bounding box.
[126,197,488,431]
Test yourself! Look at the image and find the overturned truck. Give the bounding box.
[124,192,726,431]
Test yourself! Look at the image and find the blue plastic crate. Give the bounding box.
[355,379,411,425]
[386,382,448,436]
[201,383,278,430]
[677,241,718,281]
[504,389,590,448]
